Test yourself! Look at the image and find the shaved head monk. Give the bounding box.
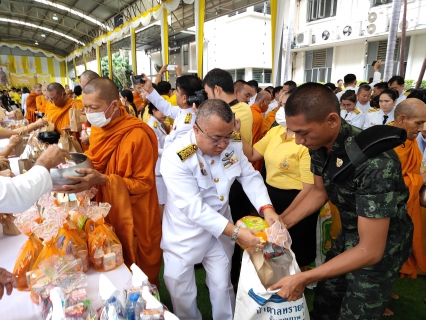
[393,98,426,278]
[250,90,271,171]
[56,77,162,286]
[80,70,99,89]
[25,83,42,123]
[46,82,84,134]
[36,84,48,114]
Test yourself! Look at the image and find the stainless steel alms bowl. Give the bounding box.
[50,152,94,187]
[420,185,426,207]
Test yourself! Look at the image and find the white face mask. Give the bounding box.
[86,100,116,128]
[275,107,286,127]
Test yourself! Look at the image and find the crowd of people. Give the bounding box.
[0,61,425,320]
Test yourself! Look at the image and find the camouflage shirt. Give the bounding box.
[309,120,413,273]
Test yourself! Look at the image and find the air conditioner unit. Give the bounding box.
[399,12,418,31]
[366,11,389,35]
[341,22,362,40]
[314,28,337,45]
[295,29,312,47]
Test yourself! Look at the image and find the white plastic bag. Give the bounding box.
[234,250,310,320]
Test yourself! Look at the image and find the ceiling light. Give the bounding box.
[35,0,111,31]
[35,41,39,45]
[52,14,58,20]
[41,34,46,37]
[0,18,85,45]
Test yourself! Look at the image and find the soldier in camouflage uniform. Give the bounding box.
[269,83,413,320]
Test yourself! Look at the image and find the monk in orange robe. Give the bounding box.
[36,85,47,113]
[46,83,84,134]
[250,91,271,171]
[58,78,162,286]
[393,98,426,278]
[25,83,42,123]
[262,106,279,136]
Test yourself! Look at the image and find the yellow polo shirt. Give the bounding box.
[232,102,253,146]
[254,126,313,189]
[14,92,21,104]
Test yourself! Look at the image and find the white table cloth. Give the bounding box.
[0,225,132,320]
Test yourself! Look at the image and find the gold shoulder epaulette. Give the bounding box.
[177,144,198,161]
[184,113,192,124]
[153,121,158,129]
[386,121,394,126]
[231,132,241,142]
[368,108,379,113]
[353,109,360,114]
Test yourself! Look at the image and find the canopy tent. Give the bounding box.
[0,0,284,82]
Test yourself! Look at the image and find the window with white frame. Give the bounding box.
[307,0,337,22]
[252,68,272,84]
[371,0,393,7]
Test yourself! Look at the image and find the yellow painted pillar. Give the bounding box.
[160,8,169,81]
[96,45,101,76]
[107,40,113,80]
[195,0,205,78]
[65,60,69,85]
[83,54,87,71]
[270,0,277,84]
[131,27,137,75]
[72,57,77,79]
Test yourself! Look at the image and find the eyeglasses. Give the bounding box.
[195,122,232,146]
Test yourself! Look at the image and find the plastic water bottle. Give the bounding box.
[126,292,143,320]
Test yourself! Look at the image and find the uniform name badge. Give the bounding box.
[222,150,238,168]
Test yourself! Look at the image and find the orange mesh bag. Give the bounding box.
[85,203,123,272]
[12,206,43,291]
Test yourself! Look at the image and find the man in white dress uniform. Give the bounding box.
[160,99,279,320]
[144,74,203,149]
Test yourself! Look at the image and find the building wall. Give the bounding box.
[332,44,366,82]
[204,8,273,84]
[289,0,426,83]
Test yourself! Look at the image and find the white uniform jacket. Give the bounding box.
[147,89,196,149]
[356,101,373,114]
[0,165,52,213]
[397,92,407,105]
[147,115,167,176]
[362,107,395,130]
[340,109,365,129]
[160,130,272,265]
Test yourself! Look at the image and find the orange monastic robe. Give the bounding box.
[262,106,279,136]
[250,104,265,171]
[133,92,144,108]
[25,92,38,123]
[45,98,83,134]
[85,109,162,286]
[395,139,426,278]
[36,95,47,113]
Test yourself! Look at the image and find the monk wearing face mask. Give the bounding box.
[54,77,162,287]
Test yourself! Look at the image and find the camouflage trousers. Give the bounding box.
[310,268,393,320]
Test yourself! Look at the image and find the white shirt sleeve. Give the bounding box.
[146,90,180,118]
[351,113,366,129]
[0,165,53,213]
[370,71,381,88]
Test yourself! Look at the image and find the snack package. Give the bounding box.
[31,219,64,271]
[30,255,85,307]
[86,203,123,272]
[235,216,269,252]
[263,221,292,260]
[140,286,164,320]
[12,206,43,290]
[124,264,160,306]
